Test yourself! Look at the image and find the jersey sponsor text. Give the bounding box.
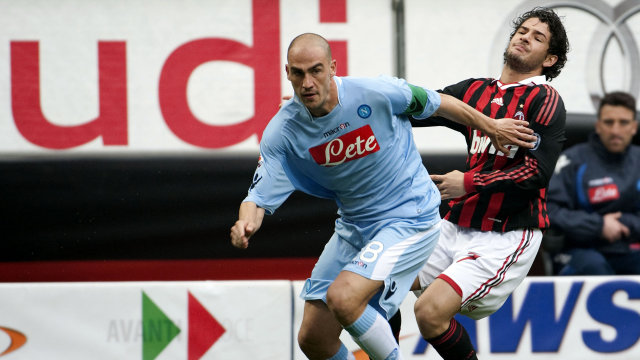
[588,184,620,203]
[309,125,380,167]
[469,130,518,158]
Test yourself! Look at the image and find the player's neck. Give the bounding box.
[499,66,543,85]
[311,79,339,118]
[326,78,339,112]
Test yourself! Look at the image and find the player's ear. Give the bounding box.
[285,64,292,80]
[330,59,336,77]
[542,54,557,68]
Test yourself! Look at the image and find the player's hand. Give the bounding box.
[491,118,536,154]
[602,212,630,243]
[230,220,257,249]
[430,170,466,199]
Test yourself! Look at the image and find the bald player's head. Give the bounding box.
[287,33,332,63]
[284,33,337,117]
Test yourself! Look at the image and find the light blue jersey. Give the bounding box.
[245,76,441,223]
[244,75,443,318]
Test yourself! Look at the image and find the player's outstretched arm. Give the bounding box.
[435,94,536,153]
[230,201,265,249]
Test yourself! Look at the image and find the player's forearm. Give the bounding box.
[239,201,265,232]
[434,94,495,134]
[467,160,547,194]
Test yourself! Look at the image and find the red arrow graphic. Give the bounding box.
[188,292,225,360]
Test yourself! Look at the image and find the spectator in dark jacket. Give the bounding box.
[547,91,640,275]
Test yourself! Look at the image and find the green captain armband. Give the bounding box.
[403,84,429,116]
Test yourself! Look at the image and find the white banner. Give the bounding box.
[293,276,640,359]
[0,0,393,154]
[2,0,640,154]
[0,281,292,359]
[0,277,639,359]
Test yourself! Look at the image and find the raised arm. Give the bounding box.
[434,93,536,153]
[230,201,266,249]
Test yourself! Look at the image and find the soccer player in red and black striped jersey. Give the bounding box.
[408,7,570,360]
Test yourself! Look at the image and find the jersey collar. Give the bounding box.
[494,75,547,90]
[334,76,343,106]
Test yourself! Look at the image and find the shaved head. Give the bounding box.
[287,33,332,63]
[285,33,337,117]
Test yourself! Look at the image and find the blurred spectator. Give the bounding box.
[547,91,640,275]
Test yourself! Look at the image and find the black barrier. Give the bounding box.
[0,154,468,262]
[1,118,636,263]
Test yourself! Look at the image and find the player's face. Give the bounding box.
[596,104,637,153]
[504,17,557,75]
[286,45,337,117]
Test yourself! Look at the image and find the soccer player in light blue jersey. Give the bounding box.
[230,33,535,360]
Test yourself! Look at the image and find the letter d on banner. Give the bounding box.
[159,0,280,149]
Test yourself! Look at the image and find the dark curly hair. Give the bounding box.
[507,7,570,81]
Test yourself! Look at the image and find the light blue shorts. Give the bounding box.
[300,216,441,319]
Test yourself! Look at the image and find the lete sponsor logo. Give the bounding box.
[588,184,619,204]
[309,125,380,167]
[0,326,26,357]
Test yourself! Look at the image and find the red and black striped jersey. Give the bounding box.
[412,77,566,232]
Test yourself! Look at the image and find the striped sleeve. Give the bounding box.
[533,85,560,126]
[467,155,540,192]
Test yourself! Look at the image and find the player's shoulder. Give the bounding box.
[534,83,564,101]
[262,102,303,141]
[341,75,405,91]
[529,83,566,122]
[441,77,492,97]
[340,75,412,109]
[467,77,493,84]
[278,98,301,118]
[449,77,489,88]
